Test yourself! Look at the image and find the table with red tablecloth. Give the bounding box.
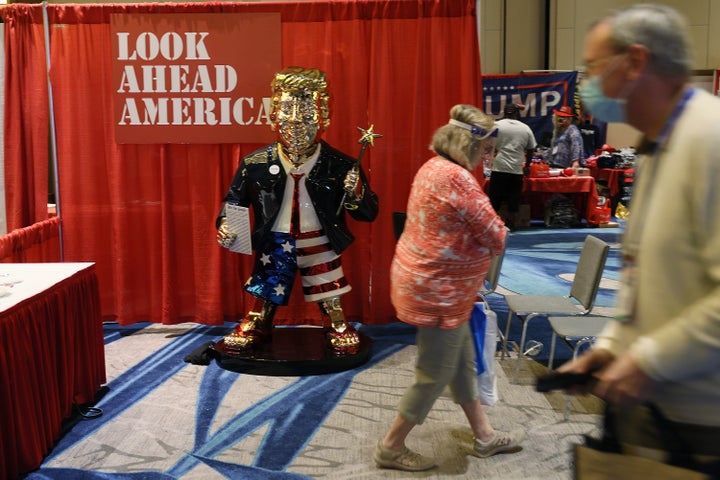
[589,167,626,197]
[480,175,600,224]
[0,263,105,480]
[521,176,599,223]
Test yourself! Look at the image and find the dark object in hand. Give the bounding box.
[535,371,597,392]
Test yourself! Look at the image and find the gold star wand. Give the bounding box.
[336,125,382,215]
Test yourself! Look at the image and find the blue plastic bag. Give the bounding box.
[470,302,489,374]
[470,301,499,405]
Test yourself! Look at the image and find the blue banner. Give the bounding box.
[482,71,578,147]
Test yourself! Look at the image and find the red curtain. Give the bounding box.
[1,0,483,326]
[3,12,50,228]
[0,216,61,262]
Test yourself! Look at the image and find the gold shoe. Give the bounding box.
[326,327,360,354]
[223,312,269,350]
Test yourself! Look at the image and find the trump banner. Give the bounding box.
[482,71,578,146]
[111,13,281,144]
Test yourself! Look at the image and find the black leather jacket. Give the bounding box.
[217,141,379,254]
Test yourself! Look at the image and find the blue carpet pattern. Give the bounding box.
[23,227,620,479]
[500,227,622,305]
[27,323,408,480]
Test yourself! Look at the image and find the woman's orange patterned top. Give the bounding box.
[391,156,507,329]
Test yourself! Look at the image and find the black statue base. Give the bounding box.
[213,326,372,376]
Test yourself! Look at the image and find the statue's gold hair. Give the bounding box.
[269,67,331,129]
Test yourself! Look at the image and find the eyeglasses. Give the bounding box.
[579,53,625,75]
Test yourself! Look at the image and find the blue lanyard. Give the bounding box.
[624,87,695,252]
[647,87,696,155]
[616,87,696,322]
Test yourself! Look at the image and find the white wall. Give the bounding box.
[549,0,719,147]
[549,0,720,71]
[480,0,547,74]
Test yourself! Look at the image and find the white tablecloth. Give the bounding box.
[0,262,94,312]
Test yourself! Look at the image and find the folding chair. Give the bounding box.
[503,235,610,383]
[547,314,612,419]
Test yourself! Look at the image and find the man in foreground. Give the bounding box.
[559,4,720,474]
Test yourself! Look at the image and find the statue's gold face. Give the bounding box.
[274,90,321,156]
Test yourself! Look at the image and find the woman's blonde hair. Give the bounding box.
[431,104,495,170]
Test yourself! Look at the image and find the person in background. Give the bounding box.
[578,113,603,158]
[558,4,720,474]
[488,103,537,230]
[374,104,524,472]
[547,105,583,168]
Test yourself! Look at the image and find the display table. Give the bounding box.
[522,176,599,222]
[0,263,105,480]
[589,167,626,197]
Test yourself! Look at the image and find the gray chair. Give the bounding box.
[478,246,506,301]
[547,315,613,419]
[547,315,612,370]
[503,235,610,383]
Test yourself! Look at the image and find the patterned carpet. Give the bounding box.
[24,226,621,480]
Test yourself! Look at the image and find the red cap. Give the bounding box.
[553,105,575,117]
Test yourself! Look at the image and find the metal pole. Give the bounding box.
[42,1,64,260]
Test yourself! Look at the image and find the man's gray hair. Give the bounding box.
[606,4,691,80]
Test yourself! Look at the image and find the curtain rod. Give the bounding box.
[42,0,63,261]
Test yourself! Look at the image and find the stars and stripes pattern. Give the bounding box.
[245,231,351,305]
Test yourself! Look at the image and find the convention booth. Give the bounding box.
[0,0,483,328]
[0,3,590,475]
[0,0,588,330]
[0,3,490,476]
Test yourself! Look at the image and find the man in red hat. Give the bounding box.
[546,105,583,168]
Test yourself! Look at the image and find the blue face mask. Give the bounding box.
[580,75,626,123]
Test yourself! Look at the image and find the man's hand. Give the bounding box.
[556,348,614,395]
[592,351,658,407]
[557,349,658,406]
[216,220,237,249]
